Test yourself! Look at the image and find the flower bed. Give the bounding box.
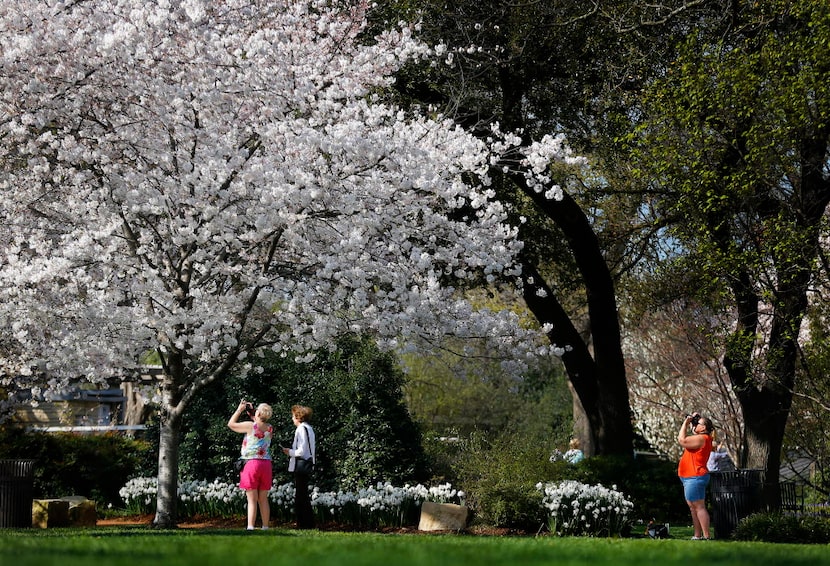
[537,480,634,537]
[120,478,465,528]
[120,476,635,535]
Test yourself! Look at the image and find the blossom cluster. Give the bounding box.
[0,0,577,399]
[2,0,579,526]
[536,480,634,537]
[119,477,465,527]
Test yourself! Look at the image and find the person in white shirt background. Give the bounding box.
[282,404,316,529]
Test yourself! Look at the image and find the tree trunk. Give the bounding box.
[525,193,633,457]
[724,270,800,512]
[153,401,183,528]
[568,380,593,456]
[522,252,633,457]
[741,395,787,510]
[723,169,827,511]
[151,353,189,529]
[492,59,634,458]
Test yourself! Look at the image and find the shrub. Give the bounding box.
[452,430,561,530]
[453,436,687,530]
[733,512,830,544]
[420,431,464,484]
[0,427,153,508]
[474,482,544,530]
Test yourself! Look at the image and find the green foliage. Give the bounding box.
[628,0,830,292]
[312,337,429,491]
[789,307,830,498]
[451,430,561,530]
[733,512,830,544]
[453,432,687,530]
[176,334,430,491]
[404,346,572,442]
[0,426,152,507]
[419,431,464,484]
[408,353,597,530]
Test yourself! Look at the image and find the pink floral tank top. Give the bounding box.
[240,422,272,460]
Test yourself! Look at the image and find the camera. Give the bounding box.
[687,414,700,426]
[245,402,255,418]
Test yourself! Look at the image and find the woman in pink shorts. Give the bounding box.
[228,400,273,530]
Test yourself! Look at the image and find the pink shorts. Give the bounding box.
[239,459,273,491]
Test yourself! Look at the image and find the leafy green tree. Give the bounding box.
[629,0,830,508]
[314,337,430,490]
[403,339,572,440]
[789,305,830,498]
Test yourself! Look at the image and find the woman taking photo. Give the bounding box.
[677,412,714,540]
[228,400,274,530]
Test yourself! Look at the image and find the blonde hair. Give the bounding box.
[569,438,581,450]
[257,403,273,421]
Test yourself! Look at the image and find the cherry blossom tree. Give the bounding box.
[623,302,744,461]
[0,0,575,526]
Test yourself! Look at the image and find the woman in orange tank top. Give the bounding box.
[677,412,714,540]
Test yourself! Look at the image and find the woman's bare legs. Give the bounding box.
[687,499,710,539]
[246,489,258,528]
[245,489,271,529]
[257,489,270,528]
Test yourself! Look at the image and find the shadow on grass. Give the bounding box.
[4,525,298,538]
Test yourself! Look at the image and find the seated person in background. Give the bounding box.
[563,438,585,464]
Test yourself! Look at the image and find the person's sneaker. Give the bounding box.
[691,536,702,540]
[246,526,255,530]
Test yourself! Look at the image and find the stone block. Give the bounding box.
[32,499,70,528]
[418,501,469,531]
[61,497,97,527]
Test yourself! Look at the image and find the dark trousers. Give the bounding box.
[294,471,315,529]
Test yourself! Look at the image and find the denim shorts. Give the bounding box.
[680,474,710,502]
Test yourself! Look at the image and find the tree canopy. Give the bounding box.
[0,0,574,526]
[629,0,830,504]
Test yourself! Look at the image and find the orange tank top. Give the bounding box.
[678,434,713,477]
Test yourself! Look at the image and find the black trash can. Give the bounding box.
[0,459,36,528]
[710,468,765,539]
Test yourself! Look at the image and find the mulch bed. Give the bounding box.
[96,514,528,536]
[97,514,240,530]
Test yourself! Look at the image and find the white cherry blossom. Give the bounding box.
[0,0,575,526]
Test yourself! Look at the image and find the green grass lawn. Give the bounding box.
[1,527,828,566]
